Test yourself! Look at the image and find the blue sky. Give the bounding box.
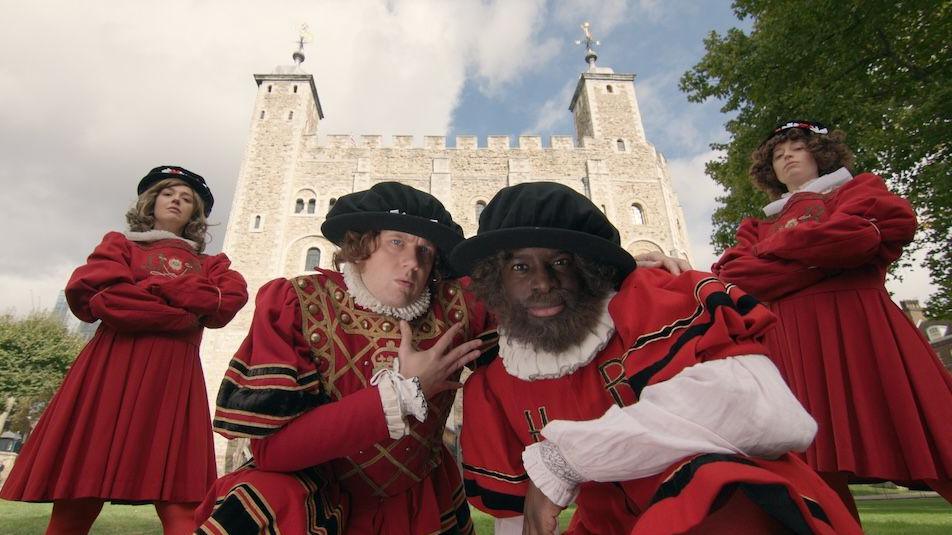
[0,0,935,314]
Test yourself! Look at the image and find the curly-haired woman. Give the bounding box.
[0,166,248,534]
[713,121,952,517]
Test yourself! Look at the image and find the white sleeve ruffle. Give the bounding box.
[523,354,816,504]
[371,358,428,439]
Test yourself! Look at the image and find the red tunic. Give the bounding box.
[0,232,248,503]
[462,269,860,534]
[713,173,952,486]
[195,270,494,535]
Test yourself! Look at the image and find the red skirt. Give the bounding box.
[0,325,216,503]
[631,454,862,534]
[765,274,952,485]
[196,447,474,535]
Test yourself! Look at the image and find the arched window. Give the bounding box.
[606,84,614,93]
[475,200,487,221]
[631,203,646,225]
[259,110,265,120]
[617,139,626,151]
[267,85,272,93]
[328,197,337,211]
[253,215,262,229]
[293,85,298,94]
[295,199,305,214]
[305,248,321,271]
[307,199,316,214]
[288,111,294,120]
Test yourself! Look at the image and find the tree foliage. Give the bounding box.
[0,312,86,435]
[680,0,952,318]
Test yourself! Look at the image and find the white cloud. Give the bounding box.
[666,150,724,270]
[526,79,576,134]
[0,0,553,315]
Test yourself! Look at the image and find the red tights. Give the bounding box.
[45,499,199,535]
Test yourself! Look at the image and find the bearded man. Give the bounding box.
[452,182,862,535]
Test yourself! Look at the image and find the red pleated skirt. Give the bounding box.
[0,325,216,503]
[765,272,952,486]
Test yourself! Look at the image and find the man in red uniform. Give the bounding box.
[452,182,863,534]
[194,182,493,534]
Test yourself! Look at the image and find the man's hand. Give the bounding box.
[397,320,482,399]
[634,251,692,275]
[523,481,563,535]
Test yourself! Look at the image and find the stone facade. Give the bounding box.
[201,62,693,469]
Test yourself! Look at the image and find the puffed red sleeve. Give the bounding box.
[753,173,917,268]
[612,269,775,392]
[146,254,247,328]
[713,219,827,302]
[461,367,528,518]
[200,254,248,328]
[65,232,200,333]
[211,277,389,472]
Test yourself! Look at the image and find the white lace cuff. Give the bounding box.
[370,358,428,440]
[522,441,582,508]
[373,372,408,439]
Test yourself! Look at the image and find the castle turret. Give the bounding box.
[569,24,647,147]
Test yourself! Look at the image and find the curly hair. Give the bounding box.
[332,229,448,284]
[126,178,209,252]
[468,250,617,312]
[749,128,855,200]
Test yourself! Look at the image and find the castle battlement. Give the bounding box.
[307,134,645,152]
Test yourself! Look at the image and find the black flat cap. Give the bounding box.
[321,182,464,275]
[451,181,635,279]
[137,165,215,216]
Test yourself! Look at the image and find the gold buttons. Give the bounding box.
[381,321,393,332]
[307,304,318,315]
[361,319,370,329]
[310,333,320,344]
[447,287,457,296]
[297,279,308,289]
[340,313,351,324]
[451,310,463,321]
[334,290,344,301]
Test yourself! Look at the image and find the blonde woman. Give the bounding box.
[0,166,248,534]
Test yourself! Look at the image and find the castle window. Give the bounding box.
[250,214,264,232]
[259,110,265,120]
[631,203,646,225]
[293,85,298,93]
[305,248,321,271]
[295,199,305,214]
[600,204,607,213]
[288,111,294,120]
[606,85,614,93]
[328,197,337,211]
[307,199,316,214]
[267,85,272,93]
[617,139,626,151]
[475,200,487,221]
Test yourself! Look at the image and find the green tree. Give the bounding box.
[680,0,952,318]
[0,312,86,436]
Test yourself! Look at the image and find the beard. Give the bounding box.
[495,285,607,354]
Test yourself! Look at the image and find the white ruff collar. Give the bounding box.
[763,167,853,217]
[498,294,616,381]
[340,262,431,321]
[124,229,197,250]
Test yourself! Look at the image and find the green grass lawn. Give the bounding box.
[1,496,949,534]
